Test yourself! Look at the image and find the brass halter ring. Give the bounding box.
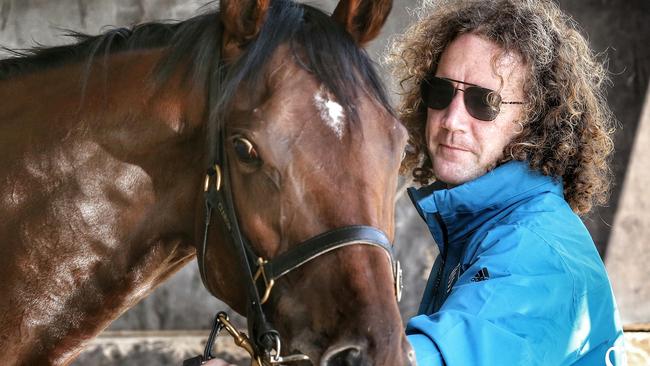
[253,257,275,304]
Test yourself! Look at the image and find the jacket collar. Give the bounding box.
[408,160,563,249]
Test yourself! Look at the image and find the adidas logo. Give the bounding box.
[471,267,490,282]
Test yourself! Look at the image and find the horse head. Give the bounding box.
[196,0,412,365]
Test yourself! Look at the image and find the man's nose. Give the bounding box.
[440,91,470,132]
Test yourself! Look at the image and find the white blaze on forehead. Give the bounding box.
[314,86,346,139]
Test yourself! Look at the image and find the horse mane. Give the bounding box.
[0,0,394,154]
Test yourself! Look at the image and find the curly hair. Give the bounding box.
[386,0,616,215]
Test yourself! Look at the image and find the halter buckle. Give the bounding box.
[203,164,223,192]
[253,257,275,304]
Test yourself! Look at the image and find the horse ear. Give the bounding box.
[220,0,271,56]
[332,0,393,45]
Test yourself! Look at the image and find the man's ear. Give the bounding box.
[332,0,393,45]
[220,0,271,59]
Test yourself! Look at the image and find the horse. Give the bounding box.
[0,0,413,365]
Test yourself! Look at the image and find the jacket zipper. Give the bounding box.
[430,212,449,312]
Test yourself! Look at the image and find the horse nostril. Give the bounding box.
[322,346,363,366]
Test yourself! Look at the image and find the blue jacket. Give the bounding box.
[406,161,625,366]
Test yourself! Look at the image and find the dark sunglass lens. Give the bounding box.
[421,77,454,110]
[465,86,501,121]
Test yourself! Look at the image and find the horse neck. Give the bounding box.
[0,49,208,365]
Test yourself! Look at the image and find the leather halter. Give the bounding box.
[197,127,403,359]
[195,24,402,360]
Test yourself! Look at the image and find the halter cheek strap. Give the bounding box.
[200,128,279,354]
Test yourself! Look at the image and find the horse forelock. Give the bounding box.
[212,1,395,123]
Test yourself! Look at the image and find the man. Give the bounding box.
[388,0,625,365]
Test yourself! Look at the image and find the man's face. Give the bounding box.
[425,33,526,186]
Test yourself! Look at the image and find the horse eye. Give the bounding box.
[233,137,261,164]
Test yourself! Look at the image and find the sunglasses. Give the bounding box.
[420,76,524,121]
